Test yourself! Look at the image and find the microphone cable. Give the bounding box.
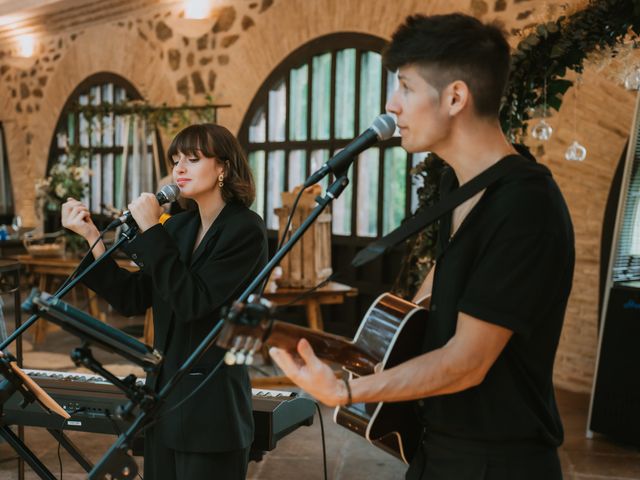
[314,400,329,480]
[257,184,306,297]
[56,407,85,480]
[54,225,113,296]
[278,271,341,309]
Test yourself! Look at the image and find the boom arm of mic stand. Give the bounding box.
[0,228,136,353]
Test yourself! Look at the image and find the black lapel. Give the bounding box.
[156,210,200,354]
[174,210,201,266]
[190,202,241,266]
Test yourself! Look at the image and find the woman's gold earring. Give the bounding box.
[218,174,224,188]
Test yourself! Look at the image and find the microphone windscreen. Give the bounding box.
[371,114,396,141]
[158,184,180,204]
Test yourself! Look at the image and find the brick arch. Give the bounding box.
[7,23,177,226]
[214,0,453,134]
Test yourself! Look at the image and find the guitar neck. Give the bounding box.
[267,321,378,376]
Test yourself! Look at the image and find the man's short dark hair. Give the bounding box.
[383,13,511,117]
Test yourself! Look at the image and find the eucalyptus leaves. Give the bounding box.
[500,0,640,140]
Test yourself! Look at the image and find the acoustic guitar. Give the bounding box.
[216,292,427,464]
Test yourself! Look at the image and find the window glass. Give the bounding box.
[335,49,356,139]
[288,149,307,190]
[267,150,285,229]
[356,148,379,237]
[289,65,308,141]
[332,154,353,236]
[268,80,286,142]
[312,53,331,140]
[359,51,382,131]
[249,150,266,218]
[383,147,407,235]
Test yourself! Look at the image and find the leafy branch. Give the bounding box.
[500,0,640,139]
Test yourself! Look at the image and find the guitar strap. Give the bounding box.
[351,154,527,268]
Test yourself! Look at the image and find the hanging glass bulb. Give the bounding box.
[531,119,553,141]
[565,140,587,161]
[624,69,640,90]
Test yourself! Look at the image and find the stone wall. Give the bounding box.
[0,0,275,228]
[0,0,636,393]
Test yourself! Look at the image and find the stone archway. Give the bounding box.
[3,23,177,226]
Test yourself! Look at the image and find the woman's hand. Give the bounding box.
[61,198,99,241]
[128,193,163,233]
[269,339,348,407]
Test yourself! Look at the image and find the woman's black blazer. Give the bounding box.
[81,201,268,452]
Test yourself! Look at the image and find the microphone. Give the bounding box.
[303,114,396,188]
[107,184,180,230]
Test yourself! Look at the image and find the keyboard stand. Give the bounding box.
[0,423,96,479]
[0,425,56,480]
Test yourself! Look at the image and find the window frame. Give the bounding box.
[239,33,414,241]
[47,71,166,213]
[0,123,14,216]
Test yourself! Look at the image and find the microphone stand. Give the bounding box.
[89,174,351,479]
[0,226,138,353]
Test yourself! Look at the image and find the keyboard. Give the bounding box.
[1,369,315,452]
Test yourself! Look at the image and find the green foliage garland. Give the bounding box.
[392,153,445,299]
[501,0,640,139]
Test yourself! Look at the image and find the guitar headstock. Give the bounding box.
[217,296,275,366]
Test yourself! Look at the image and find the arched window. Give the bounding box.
[239,33,424,239]
[48,72,167,214]
[0,123,14,217]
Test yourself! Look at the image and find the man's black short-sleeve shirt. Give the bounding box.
[420,154,575,448]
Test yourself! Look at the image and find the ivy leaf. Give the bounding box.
[550,44,565,58]
[548,78,573,97]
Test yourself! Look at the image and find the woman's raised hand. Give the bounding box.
[128,193,163,233]
[61,198,99,241]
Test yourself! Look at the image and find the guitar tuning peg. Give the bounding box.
[235,351,246,364]
[244,338,262,365]
[245,352,254,365]
[224,350,237,366]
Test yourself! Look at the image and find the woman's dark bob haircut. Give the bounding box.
[167,123,255,207]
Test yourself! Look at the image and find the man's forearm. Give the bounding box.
[347,342,483,405]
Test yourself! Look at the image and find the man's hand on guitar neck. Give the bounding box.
[269,339,349,407]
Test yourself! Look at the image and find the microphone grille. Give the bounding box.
[371,114,397,141]
[159,184,180,203]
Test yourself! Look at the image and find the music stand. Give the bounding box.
[24,290,162,372]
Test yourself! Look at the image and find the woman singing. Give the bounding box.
[61,123,268,479]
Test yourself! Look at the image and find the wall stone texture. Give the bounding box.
[0,0,636,393]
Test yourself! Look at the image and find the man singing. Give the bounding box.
[270,13,574,480]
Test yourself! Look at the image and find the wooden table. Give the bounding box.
[262,281,358,331]
[11,254,139,344]
[144,281,358,348]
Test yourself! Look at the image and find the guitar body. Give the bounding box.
[216,291,428,464]
[334,293,427,464]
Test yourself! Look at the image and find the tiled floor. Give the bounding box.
[0,295,638,479]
